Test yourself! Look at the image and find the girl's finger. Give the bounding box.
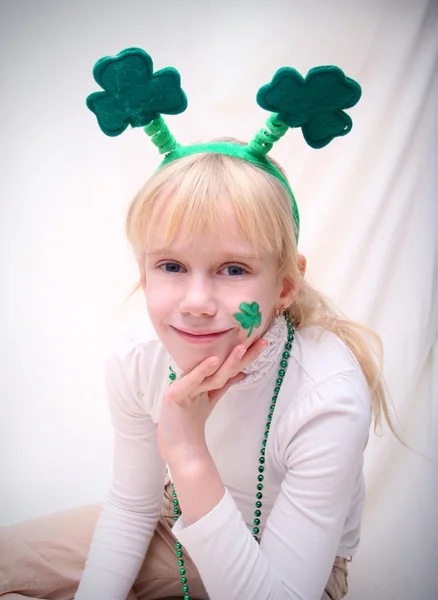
[171,337,269,400]
[239,338,269,368]
[209,372,246,404]
[197,345,245,392]
[167,355,220,401]
[200,338,268,393]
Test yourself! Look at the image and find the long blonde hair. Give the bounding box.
[124,141,397,436]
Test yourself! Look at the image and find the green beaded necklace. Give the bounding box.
[168,313,295,600]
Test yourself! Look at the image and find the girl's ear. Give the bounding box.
[297,253,307,276]
[278,254,306,306]
[278,273,298,307]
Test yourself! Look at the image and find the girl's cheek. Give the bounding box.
[146,275,176,298]
[146,288,165,314]
[147,283,179,321]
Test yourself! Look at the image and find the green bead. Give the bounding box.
[255,509,261,517]
[256,492,263,500]
[280,360,288,367]
[173,499,179,505]
[260,448,265,455]
[172,490,177,497]
[285,342,292,350]
[178,559,184,566]
[184,595,190,600]
[267,413,272,420]
[253,535,258,541]
[257,474,264,482]
[258,465,265,473]
[278,369,285,377]
[180,568,186,575]
[272,395,278,402]
[256,500,262,507]
[169,372,177,380]
[282,351,290,358]
[173,508,179,515]
[252,526,259,535]
[270,404,275,411]
[182,585,189,593]
[276,378,283,385]
[287,334,293,341]
[181,576,187,584]
[176,542,182,549]
[257,483,263,490]
[254,518,260,526]
[266,422,271,429]
[274,386,280,393]
[176,550,183,557]
[259,456,265,464]
[262,439,267,446]
[173,516,178,521]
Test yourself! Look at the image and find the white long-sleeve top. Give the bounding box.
[75,317,371,600]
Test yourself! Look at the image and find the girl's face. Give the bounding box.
[141,204,296,373]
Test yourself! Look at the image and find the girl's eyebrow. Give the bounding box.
[147,248,260,260]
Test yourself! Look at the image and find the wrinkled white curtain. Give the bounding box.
[0,1,437,598]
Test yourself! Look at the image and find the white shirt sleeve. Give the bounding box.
[74,350,167,600]
[173,370,371,600]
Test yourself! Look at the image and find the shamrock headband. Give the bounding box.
[86,47,362,242]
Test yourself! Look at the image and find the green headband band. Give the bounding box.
[86,47,362,242]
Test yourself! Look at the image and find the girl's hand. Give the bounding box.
[157,338,269,466]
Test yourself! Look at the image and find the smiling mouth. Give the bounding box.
[171,326,232,343]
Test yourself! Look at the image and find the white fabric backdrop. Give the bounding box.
[0,1,437,598]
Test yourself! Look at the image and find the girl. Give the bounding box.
[0,49,392,600]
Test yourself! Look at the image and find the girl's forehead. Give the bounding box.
[143,192,282,262]
[148,200,257,252]
[147,225,260,258]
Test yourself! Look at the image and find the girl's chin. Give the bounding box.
[171,346,232,374]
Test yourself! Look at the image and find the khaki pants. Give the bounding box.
[0,476,349,600]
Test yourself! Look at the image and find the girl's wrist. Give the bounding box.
[167,449,225,525]
[166,443,211,472]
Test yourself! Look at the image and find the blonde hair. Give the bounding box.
[125,140,398,436]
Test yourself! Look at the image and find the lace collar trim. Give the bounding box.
[239,315,287,386]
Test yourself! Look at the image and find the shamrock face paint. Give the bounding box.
[233,302,262,337]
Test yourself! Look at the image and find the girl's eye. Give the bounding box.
[159,262,186,273]
[221,265,248,276]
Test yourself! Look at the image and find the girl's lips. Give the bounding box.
[172,327,231,344]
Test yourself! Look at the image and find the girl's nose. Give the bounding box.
[179,277,217,316]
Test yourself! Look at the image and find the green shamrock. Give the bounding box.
[256,65,361,149]
[233,302,262,337]
[86,47,187,137]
